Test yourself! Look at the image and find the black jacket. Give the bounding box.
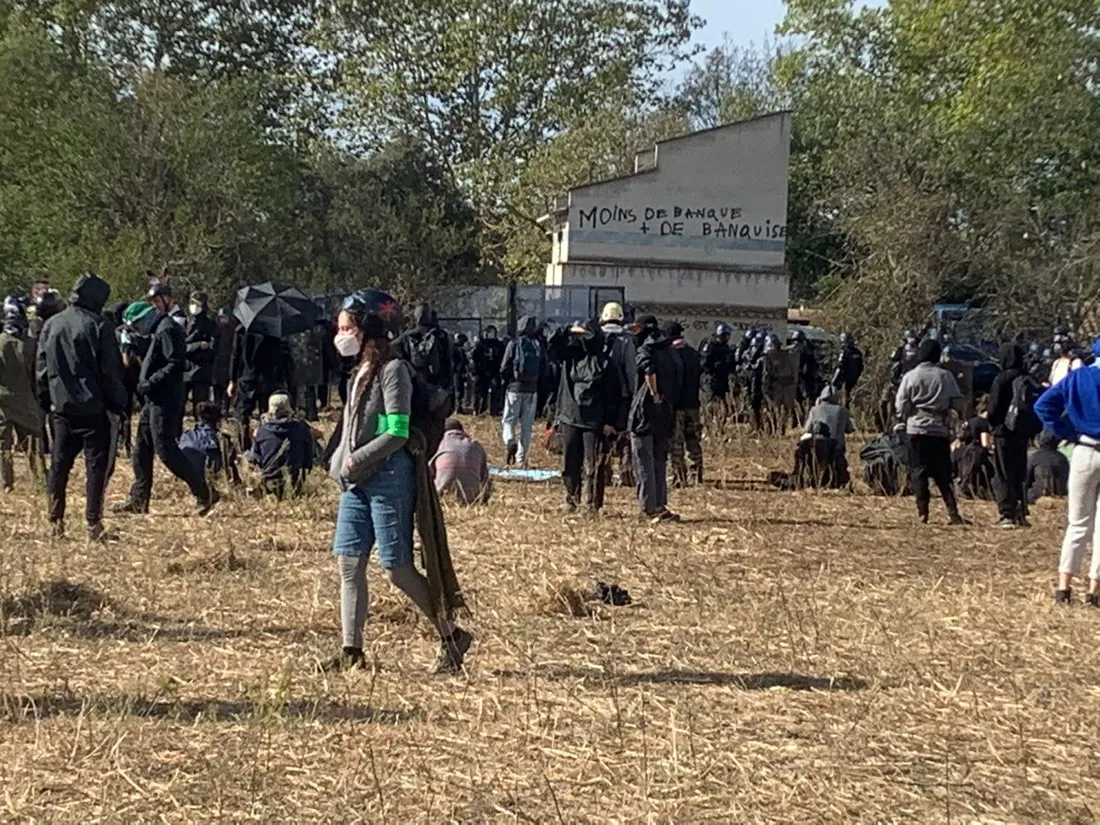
[139,312,188,409]
[671,340,702,411]
[1027,444,1069,504]
[230,328,289,396]
[552,327,622,432]
[628,331,680,437]
[395,324,453,390]
[987,344,1024,437]
[247,417,314,483]
[213,321,236,385]
[184,312,218,384]
[36,273,127,418]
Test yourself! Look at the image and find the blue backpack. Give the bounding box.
[514,336,542,382]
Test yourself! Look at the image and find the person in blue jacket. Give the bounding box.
[1035,337,1100,605]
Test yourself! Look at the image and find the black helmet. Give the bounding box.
[342,288,404,339]
[790,328,805,342]
[36,289,63,320]
[839,332,852,346]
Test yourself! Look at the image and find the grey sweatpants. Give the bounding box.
[631,432,669,515]
[1058,445,1100,581]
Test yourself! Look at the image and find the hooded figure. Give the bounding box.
[986,342,1032,527]
[395,301,453,392]
[35,273,129,539]
[36,274,127,419]
[628,316,682,522]
[0,298,47,491]
[471,324,505,415]
[499,314,545,466]
[664,320,703,486]
[552,320,622,511]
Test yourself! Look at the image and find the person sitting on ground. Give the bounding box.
[1027,429,1069,505]
[246,392,315,498]
[952,426,995,500]
[430,418,491,505]
[179,402,241,486]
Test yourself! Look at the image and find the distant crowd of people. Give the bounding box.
[6,271,1100,663]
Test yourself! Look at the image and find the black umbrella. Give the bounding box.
[233,282,318,339]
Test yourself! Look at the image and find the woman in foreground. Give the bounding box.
[324,293,471,673]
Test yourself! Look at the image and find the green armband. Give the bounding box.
[375,414,410,438]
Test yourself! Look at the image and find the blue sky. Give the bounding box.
[691,0,787,51]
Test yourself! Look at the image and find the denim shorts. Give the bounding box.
[331,449,415,568]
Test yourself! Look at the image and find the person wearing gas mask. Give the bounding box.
[184,290,218,419]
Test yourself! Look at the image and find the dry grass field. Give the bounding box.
[0,414,1094,823]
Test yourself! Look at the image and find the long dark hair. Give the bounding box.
[342,308,396,409]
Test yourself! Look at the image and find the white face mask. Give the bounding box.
[334,332,361,358]
[189,303,202,316]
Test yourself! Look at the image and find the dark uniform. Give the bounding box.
[472,328,505,416]
[124,299,213,514]
[832,333,865,411]
[184,299,218,417]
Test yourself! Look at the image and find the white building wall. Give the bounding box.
[557,113,791,271]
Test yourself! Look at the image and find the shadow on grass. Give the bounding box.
[1,693,422,725]
[493,666,868,691]
[0,579,305,641]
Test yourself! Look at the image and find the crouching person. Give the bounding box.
[430,418,491,505]
[180,402,241,488]
[799,386,853,488]
[246,393,314,499]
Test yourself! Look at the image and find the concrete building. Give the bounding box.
[540,111,792,343]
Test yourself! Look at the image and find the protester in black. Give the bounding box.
[471,326,505,416]
[212,309,235,411]
[184,290,218,418]
[629,315,682,523]
[553,321,622,513]
[116,284,215,516]
[987,343,1030,528]
[452,332,470,414]
[394,302,453,454]
[665,321,703,487]
[288,319,327,422]
[36,273,128,540]
[228,326,289,445]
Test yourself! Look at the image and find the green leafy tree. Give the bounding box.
[780,0,1100,350]
[324,0,701,274]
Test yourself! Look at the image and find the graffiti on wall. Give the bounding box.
[576,203,786,242]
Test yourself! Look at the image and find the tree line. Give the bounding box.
[1,0,1097,347]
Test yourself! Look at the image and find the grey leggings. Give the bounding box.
[337,556,454,649]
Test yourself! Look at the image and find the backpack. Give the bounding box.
[514,336,541,382]
[409,331,444,385]
[570,353,606,409]
[1005,375,1043,438]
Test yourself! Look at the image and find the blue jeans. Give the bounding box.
[332,449,415,568]
[502,390,537,463]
